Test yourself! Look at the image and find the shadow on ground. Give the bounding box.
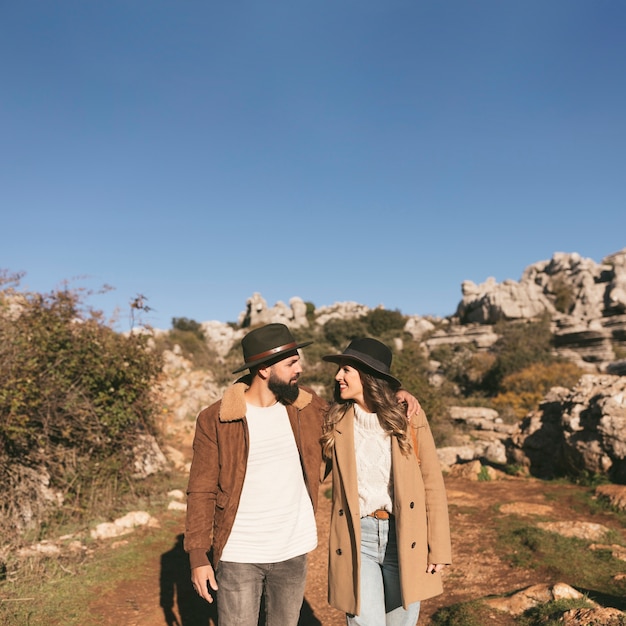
[159,533,323,626]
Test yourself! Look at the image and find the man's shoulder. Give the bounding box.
[196,382,248,423]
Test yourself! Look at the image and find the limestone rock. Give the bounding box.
[313,301,371,326]
[561,607,626,625]
[132,434,170,479]
[595,484,626,511]
[403,315,436,341]
[200,320,245,358]
[90,511,160,540]
[483,582,584,616]
[238,293,309,328]
[158,347,224,422]
[424,323,499,351]
[507,375,626,482]
[536,520,611,541]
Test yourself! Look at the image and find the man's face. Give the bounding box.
[268,353,302,403]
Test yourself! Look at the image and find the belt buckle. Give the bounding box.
[371,509,390,520]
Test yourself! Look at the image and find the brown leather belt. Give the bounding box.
[368,509,392,520]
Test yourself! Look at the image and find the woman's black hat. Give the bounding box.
[322,337,401,387]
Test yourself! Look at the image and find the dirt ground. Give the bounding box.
[87,467,623,626]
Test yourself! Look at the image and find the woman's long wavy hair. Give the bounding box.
[321,365,411,460]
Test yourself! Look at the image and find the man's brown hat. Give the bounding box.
[232,323,313,374]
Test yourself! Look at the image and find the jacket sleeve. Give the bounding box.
[414,411,452,565]
[184,403,220,569]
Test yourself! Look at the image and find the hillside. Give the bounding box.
[2,248,626,625]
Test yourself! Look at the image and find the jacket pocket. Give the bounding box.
[216,490,229,510]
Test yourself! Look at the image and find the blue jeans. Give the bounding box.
[347,516,420,626]
[215,554,307,626]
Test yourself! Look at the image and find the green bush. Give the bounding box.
[323,317,368,348]
[154,328,215,370]
[391,341,452,440]
[550,276,575,315]
[430,343,496,395]
[363,308,406,336]
[483,314,555,393]
[0,278,162,538]
[171,316,205,339]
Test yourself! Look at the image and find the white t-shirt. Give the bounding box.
[220,402,317,563]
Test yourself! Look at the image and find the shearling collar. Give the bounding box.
[218,381,313,423]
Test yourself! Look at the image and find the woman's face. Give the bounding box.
[335,363,367,409]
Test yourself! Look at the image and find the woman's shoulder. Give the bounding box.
[409,407,428,430]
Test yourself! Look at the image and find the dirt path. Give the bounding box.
[87,471,608,626]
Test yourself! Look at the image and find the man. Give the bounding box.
[184,323,417,626]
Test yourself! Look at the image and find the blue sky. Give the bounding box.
[2,1,625,330]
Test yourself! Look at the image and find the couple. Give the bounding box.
[184,323,451,626]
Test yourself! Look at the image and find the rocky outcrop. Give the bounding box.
[437,406,516,469]
[483,582,587,616]
[238,292,309,328]
[199,320,245,358]
[507,374,626,483]
[423,321,499,351]
[458,276,553,324]
[456,250,616,323]
[158,345,224,422]
[455,248,626,372]
[482,582,625,623]
[313,300,371,326]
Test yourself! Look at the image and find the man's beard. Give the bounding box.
[268,372,300,404]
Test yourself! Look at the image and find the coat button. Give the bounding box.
[411,542,416,549]
[410,502,415,508]
[339,509,344,516]
[336,549,342,555]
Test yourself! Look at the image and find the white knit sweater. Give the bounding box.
[353,403,393,518]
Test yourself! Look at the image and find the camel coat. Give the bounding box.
[327,407,452,616]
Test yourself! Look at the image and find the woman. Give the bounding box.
[321,337,451,626]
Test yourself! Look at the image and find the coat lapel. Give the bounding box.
[333,406,360,520]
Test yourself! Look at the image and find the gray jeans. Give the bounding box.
[215,554,307,626]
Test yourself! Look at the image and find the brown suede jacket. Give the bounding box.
[184,381,329,570]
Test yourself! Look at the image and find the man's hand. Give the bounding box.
[191,564,218,603]
[396,389,421,419]
[427,563,446,574]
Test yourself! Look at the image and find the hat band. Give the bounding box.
[246,341,299,364]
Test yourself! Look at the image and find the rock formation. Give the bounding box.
[238,292,309,328]
[456,248,626,372]
[507,374,626,483]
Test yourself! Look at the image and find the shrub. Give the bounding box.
[0,278,162,538]
[430,343,496,395]
[550,276,575,314]
[171,316,205,339]
[482,314,555,393]
[492,361,583,418]
[323,317,368,348]
[391,341,450,435]
[154,328,215,370]
[363,308,406,336]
